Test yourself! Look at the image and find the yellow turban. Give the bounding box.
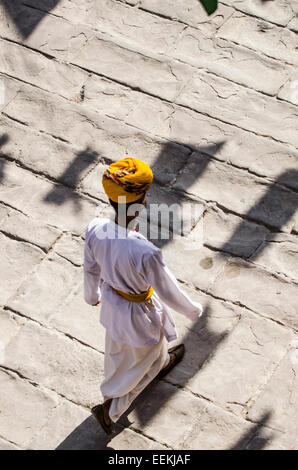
[102,157,153,203]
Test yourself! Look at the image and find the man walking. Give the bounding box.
[84,157,203,435]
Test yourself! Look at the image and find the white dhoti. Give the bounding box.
[100,331,169,422]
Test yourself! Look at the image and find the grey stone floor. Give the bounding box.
[0,0,298,450]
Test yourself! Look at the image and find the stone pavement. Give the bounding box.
[0,0,298,451]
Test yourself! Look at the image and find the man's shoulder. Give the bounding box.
[128,230,160,256]
[86,217,110,235]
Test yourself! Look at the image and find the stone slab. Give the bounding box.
[163,287,240,387]
[29,399,90,450]
[220,0,295,27]
[0,369,58,447]
[0,232,44,306]
[160,236,230,292]
[187,310,294,414]
[53,233,84,266]
[7,253,81,324]
[0,38,88,101]
[170,29,292,96]
[121,380,204,448]
[0,3,94,61]
[217,13,298,66]
[125,95,298,192]
[252,233,298,282]
[0,437,21,450]
[278,72,298,105]
[72,34,192,102]
[247,347,298,436]
[203,205,269,258]
[49,279,106,353]
[0,115,101,188]
[182,399,255,450]
[0,161,101,234]
[173,153,298,232]
[140,0,234,35]
[176,69,298,147]
[210,258,298,331]
[3,319,104,407]
[2,207,60,252]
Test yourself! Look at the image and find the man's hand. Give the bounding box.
[186,303,203,322]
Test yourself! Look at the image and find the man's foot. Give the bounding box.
[91,399,115,436]
[156,344,185,379]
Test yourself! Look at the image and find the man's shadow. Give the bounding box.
[0,0,61,39]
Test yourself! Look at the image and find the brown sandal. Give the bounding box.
[91,404,115,436]
[156,344,185,379]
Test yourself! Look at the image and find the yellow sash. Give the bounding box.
[112,286,154,303]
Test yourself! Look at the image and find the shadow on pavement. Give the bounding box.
[43,146,99,211]
[228,412,272,450]
[55,415,115,450]
[0,0,61,39]
[220,170,298,260]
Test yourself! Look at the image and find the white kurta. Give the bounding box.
[84,216,203,421]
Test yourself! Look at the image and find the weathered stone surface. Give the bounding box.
[0,74,22,113]
[0,437,20,450]
[145,183,205,236]
[7,253,80,324]
[0,161,100,234]
[182,400,255,450]
[2,208,59,252]
[203,205,269,258]
[4,320,104,407]
[246,426,298,450]
[125,96,298,191]
[187,311,294,414]
[53,233,84,266]
[29,399,90,450]
[83,75,142,121]
[108,427,167,450]
[252,233,298,282]
[217,13,298,65]
[85,0,185,56]
[288,14,298,32]
[122,380,204,448]
[247,347,298,436]
[139,0,234,35]
[220,0,295,26]
[173,154,298,232]
[0,309,21,364]
[50,279,106,353]
[0,3,94,61]
[0,369,58,447]
[210,258,298,331]
[0,38,88,100]
[0,202,10,222]
[162,238,229,292]
[0,115,101,187]
[3,83,189,186]
[72,35,192,102]
[278,72,298,105]
[164,287,240,386]
[176,70,298,147]
[0,233,44,305]
[170,29,292,96]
